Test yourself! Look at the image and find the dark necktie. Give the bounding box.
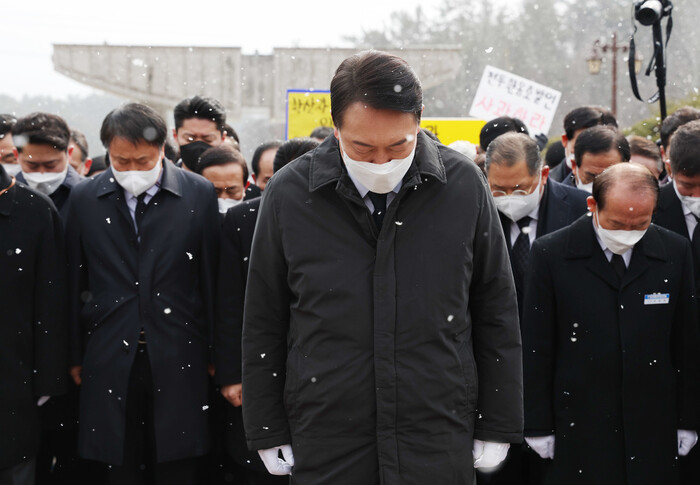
[611,253,627,282]
[368,192,387,230]
[135,193,148,236]
[511,216,532,297]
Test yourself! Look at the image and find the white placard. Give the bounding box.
[469,65,562,135]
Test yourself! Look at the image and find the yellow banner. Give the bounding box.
[286,90,332,140]
[420,118,486,146]
[286,91,485,147]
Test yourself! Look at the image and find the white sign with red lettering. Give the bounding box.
[469,65,561,135]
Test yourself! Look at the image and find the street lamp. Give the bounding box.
[586,32,643,117]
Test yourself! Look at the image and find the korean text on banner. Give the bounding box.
[286,90,332,140]
[469,66,561,136]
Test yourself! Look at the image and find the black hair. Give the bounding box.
[100,103,168,149]
[70,129,89,162]
[310,126,334,140]
[563,106,617,140]
[0,114,17,139]
[251,140,283,177]
[88,154,109,175]
[164,140,180,162]
[330,50,423,128]
[173,96,226,134]
[544,139,565,168]
[273,137,320,173]
[593,164,659,211]
[669,120,700,177]
[479,116,529,152]
[12,112,71,152]
[660,107,700,150]
[574,126,630,168]
[196,145,249,182]
[484,132,542,176]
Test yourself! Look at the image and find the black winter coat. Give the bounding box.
[64,160,220,465]
[0,166,67,468]
[523,216,700,484]
[242,133,523,485]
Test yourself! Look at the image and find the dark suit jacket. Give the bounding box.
[215,196,269,473]
[523,216,700,485]
[548,157,571,183]
[499,179,589,313]
[64,160,220,465]
[0,166,67,468]
[16,164,83,215]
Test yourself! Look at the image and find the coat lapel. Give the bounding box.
[566,216,620,290]
[97,169,137,238]
[621,225,666,289]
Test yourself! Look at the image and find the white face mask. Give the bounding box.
[339,135,417,194]
[575,171,593,193]
[673,180,700,219]
[493,174,543,222]
[22,163,68,195]
[112,160,162,197]
[218,197,242,214]
[594,210,647,255]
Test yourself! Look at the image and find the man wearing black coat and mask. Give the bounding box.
[0,164,68,485]
[65,103,220,484]
[242,50,523,485]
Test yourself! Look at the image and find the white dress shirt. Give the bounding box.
[345,170,402,212]
[509,205,540,247]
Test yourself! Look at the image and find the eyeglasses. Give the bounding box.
[491,172,542,197]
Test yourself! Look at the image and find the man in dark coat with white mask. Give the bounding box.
[523,163,700,485]
[65,103,220,484]
[242,50,523,485]
[0,164,67,485]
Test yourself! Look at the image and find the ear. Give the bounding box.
[333,127,340,139]
[561,134,569,149]
[83,158,93,175]
[172,128,179,146]
[570,159,578,177]
[68,146,74,157]
[541,165,550,185]
[664,159,672,178]
[221,130,227,143]
[586,195,597,214]
[12,147,19,159]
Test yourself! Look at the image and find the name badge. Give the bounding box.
[644,293,670,305]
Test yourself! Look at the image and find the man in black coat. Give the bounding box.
[65,103,220,484]
[479,132,588,485]
[523,163,700,485]
[11,113,83,215]
[0,164,67,484]
[652,120,700,484]
[242,50,523,485]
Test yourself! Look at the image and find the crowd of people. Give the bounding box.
[2,49,700,485]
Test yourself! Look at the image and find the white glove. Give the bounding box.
[472,439,510,469]
[525,435,555,459]
[258,444,294,475]
[678,429,698,457]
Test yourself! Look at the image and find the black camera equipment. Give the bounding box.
[629,0,673,120]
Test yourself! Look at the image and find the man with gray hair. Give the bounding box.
[482,132,587,485]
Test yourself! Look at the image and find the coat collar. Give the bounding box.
[97,159,182,198]
[565,214,667,289]
[308,130,447,193]
[0,164,16,216]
